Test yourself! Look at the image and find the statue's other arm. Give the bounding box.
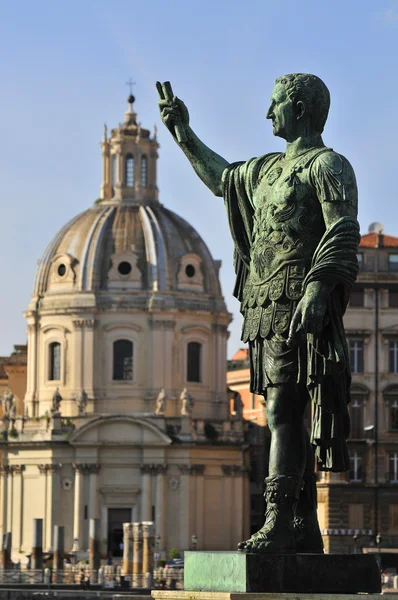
[288,152,359,344]
[157,81,229,197]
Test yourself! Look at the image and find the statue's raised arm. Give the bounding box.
[156,81,229,197]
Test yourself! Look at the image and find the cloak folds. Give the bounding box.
[222,155,360,472]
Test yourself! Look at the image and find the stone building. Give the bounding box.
[227,349,268,536]
[318,222,398,558]
[0,96,249,563]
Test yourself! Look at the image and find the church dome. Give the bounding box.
[32,95,224,309]
[33,202,223,301]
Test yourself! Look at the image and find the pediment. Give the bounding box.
[69,415,172,447]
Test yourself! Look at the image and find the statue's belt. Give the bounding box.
[242,261,308,310]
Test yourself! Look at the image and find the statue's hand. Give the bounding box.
[156,81,189,140]
[287,282,330,346]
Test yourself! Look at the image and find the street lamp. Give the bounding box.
[155,534,161,567]
[191,534,198,551]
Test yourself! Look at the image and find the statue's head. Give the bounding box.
[266,73,330,140]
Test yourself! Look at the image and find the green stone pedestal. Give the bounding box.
[181,551,381,594]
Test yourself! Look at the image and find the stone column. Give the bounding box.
[0,532,12,568]
[155,465,167,553]
[88,464,100,520]
[72,321,84,395]
[192,465,205,550]
[39,463,62,551]
[53,525,64,570]
[31,518,43,570]
[83,320,96,400]
[122,522,133,576]
[11,465,24,551]
[142,521,154,581]
[89,518,100,573]
[132,522,143,588]
[72,463,86,551]
[0,466,9,540]
[140,465,153,521]
[232,466,245,548]
[178,465,191,550]
[25,322,37,416]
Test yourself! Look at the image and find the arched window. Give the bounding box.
[112,154,118,193]
[141,155,148,187]
[113,339,133,380]
[187,342,201,382]
[125,154,134,187]
[49,342,61,381]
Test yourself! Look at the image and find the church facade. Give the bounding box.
[0,96,249,562]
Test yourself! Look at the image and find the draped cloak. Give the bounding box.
[222,153,360,472]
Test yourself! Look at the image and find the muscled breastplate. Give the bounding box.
[241,152,326,342]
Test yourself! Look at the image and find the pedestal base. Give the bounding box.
[182,552,381,594]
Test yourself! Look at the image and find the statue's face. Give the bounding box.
[266,82,297,140]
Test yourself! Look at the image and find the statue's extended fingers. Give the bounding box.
[162,81,174,102]
[156,81,165,100]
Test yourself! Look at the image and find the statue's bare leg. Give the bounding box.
[238,383,308,553]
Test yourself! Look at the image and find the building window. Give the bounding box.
[187,342,201,382]
[389,505,398,533]
[389,341,398,373]
[389,291,398,308]
[349,397,364,439]
[349,340,364,373]
[357,253,363,271]
[141,155,148,187]
[348,503,364,529]
[389,254,398,272]
[49,342,61,381]
[349,451,363,482]
[349,290,364,307]
[125,155,134,187]
[112,154,118,190]
[391,400,398,431]
[389,453,398,483]
[113,340,133,380]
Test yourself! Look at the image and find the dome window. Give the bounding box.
[187,341,201,383]
[125,154,134,187]
[141,155,148,187]
[57,264,66,277]
[185,264,195,278]
[49,342,61,381]
[113,339,133,381]
[118,261,132,276]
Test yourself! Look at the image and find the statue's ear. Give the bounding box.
[296,100,305,121]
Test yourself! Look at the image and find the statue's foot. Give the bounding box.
[238,475,300,554]
[238,525,296,554]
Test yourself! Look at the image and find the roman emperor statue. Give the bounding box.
[157,74,360,553]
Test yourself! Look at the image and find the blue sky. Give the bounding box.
[0,0,398,357]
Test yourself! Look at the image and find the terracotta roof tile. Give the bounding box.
[360,233,398,248]
[231,348,249,361]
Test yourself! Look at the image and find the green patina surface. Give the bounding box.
[184,552,247,593]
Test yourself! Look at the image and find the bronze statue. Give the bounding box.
[157,74,360,553]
